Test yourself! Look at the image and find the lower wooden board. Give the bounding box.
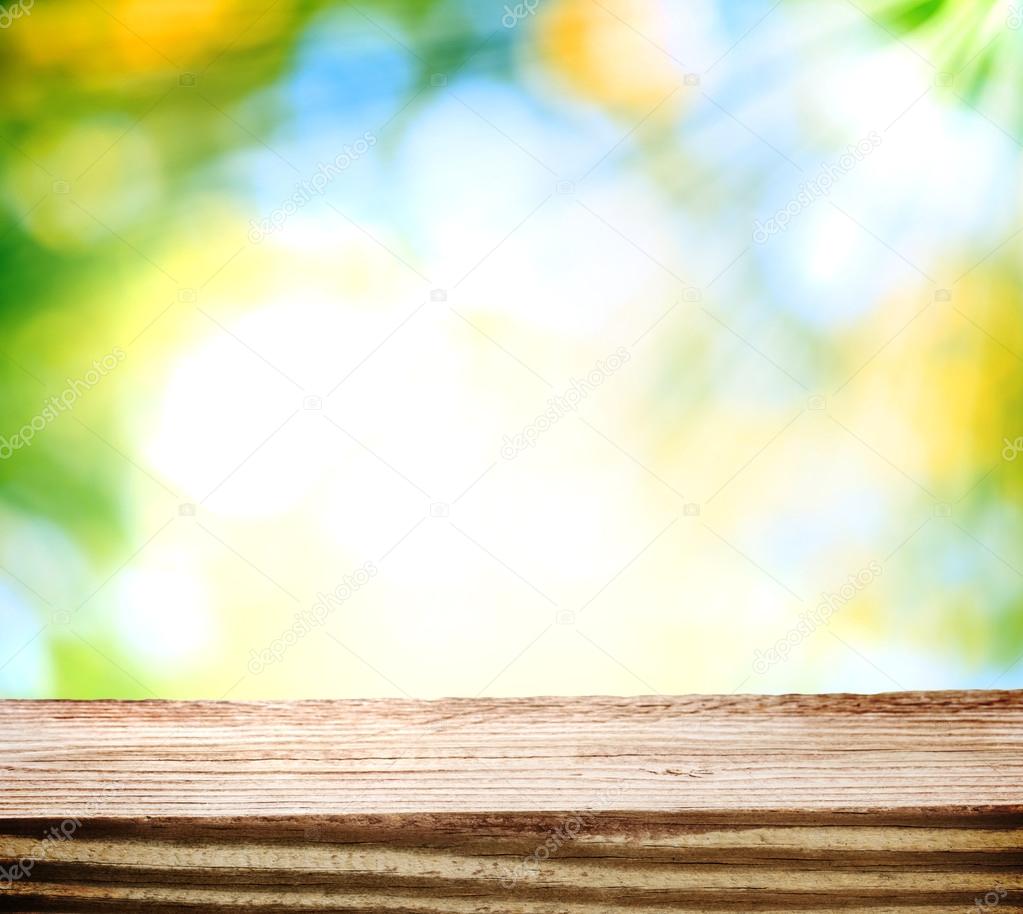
[1,692,1021,911]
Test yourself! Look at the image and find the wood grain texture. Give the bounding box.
[1,691,1021,912]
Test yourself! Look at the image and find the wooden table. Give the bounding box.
[1,691,1021,911]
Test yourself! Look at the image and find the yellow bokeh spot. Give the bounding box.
[840,273,1023,494]
[537,0,683,114]
[4,121,160,250]
[8,3,108,71]
[111,0,240,70]
[8,0,286,76]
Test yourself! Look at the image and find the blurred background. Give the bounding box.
[1,0,1021,699]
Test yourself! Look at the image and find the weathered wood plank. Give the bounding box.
[1,692,1020,912]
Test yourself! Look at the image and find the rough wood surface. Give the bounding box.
[1,691,1021,912]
